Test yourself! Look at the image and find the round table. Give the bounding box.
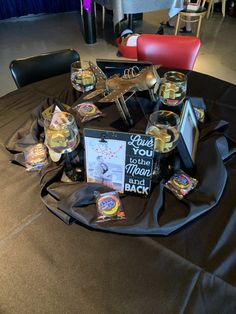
[0,70,236,313]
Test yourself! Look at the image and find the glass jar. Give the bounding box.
[159,71,187,107]
[71,60,96,92]
[44,111,79,155]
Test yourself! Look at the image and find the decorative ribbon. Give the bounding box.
[83,0,92,13]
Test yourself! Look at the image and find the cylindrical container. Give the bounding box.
[71,60,96,92]
[159,71,187,107]
[146,110,180,153]
[44,112,79,154]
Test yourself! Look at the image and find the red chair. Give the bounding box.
[137,34,201,71]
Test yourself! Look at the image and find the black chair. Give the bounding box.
[9,49,80,88]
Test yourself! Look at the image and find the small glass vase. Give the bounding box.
[159,71,187,107]
[44,111,79,156]
[44,111,81,181]
[146,110,180,182]
[71,60,96,93]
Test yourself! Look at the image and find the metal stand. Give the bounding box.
[115,96,134,128]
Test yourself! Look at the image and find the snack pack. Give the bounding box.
[74,102,104,123]
[189,97,206,123]
[24,143,48,171]
[165,170,198,200]
[193,107,205,123]
[94,191,126,222]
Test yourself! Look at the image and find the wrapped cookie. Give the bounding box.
[74,102,104,123]
[165,170,198,200]
[94,191,126,222]
[24,143,48,171]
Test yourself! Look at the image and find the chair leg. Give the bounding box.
[211,0,214,15]
[196,15,203,37]
[207,0,213,18]
[102,6,105,29]
[114,22,120,33]
[222,0,226,17]
[80,0,83,16]
[175,14,181,35]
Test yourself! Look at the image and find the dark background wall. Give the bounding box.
[0,0,81,20]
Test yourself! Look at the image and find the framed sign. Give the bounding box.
[177,99,199,170]
[84,128,155,195]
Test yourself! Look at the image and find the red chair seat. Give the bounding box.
[137,34,201,70]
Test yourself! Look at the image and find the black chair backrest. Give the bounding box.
[9,49,80,88]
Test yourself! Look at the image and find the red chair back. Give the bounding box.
[137,34,201,70]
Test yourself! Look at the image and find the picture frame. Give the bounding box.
[84,128,154,195]
[177,99,199,170]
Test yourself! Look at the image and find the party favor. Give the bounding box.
[94,191,126,222]
[24,143,48,171]
[74,102,104,123]
[165,170,198,200]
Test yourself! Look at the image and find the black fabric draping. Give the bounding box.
[6,100,232,235]
[0,0,81,20]
[1,71,236,313]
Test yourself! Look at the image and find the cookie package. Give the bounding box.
[94,191,126,222]
[74,102,104,123]
[165,169,198,200]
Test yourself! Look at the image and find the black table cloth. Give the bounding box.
[0,70,236,313]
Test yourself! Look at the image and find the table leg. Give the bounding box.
[82,1,96,44]
[128,13,143,30]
